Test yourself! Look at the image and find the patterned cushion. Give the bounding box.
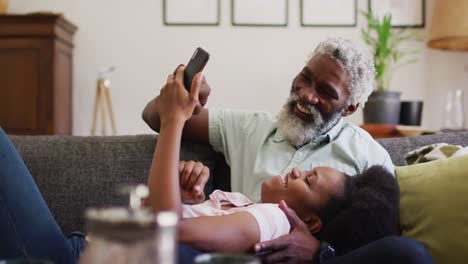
[404,143,468,165]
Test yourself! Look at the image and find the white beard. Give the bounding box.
[277,94,342,147]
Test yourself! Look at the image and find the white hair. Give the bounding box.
[310,38,375,107]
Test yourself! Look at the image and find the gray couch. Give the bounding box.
[9,131,468,235]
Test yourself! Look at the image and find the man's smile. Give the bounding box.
[296,103,312,115]
[293,102,315,122]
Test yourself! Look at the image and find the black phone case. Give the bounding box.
[184,47,210,91]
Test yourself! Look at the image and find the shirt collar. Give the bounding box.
[273,118,344,145]
[324,118,344,142]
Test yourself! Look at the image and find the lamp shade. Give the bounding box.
[428,0,468,51]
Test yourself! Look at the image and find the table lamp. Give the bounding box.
[427,0,468,130]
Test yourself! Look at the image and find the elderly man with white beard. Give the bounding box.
[142,38,432,264]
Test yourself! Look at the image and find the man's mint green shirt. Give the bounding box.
[208,108,394,202]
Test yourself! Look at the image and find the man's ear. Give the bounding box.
[342,103,359,117]
[305,215,322,234]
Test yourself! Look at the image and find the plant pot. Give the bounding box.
[400,101,423,126]
[363,91,401,124]
[0,0,8,14]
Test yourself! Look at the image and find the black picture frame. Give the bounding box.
[163,0,220,26]
[368,0,425,28]
[231,0,288,27]
[300,0,357,27]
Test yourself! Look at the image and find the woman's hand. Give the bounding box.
[179,160,209,204]
[154,66,202,126]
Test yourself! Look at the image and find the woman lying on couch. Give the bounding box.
[0,67,433,264]
[145,67,430,263]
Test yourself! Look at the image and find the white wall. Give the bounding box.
[9,0,468,135]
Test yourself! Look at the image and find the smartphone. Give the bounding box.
[184,47,210,91]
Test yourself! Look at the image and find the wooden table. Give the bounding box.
[361,124,438,139]
[360,124,403,139]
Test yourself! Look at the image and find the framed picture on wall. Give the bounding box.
[163,0,220,26]
[301,0,357,27]
[368,0,425,28]
[231,0,288,27]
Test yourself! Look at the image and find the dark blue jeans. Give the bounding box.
[0,127,433,264]
[0,127,84,264]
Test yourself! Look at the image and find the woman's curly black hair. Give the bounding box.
[315,165,400,256]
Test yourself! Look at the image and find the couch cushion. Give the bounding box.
[377,131,468,165]
[396,155,468,264]
[10,134,220,235]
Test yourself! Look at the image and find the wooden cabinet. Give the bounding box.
[0,14,77,135]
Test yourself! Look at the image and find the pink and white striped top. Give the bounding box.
[182,190,290,242]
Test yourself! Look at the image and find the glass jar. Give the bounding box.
[79,184,178,264]
[79,207,157,264]
[441,88,465,131]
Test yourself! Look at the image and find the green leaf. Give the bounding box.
[360,10,422,90]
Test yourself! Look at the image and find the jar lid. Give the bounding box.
[85,207,155,243]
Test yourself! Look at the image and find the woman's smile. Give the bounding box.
[279,174,289,188]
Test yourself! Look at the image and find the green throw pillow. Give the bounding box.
[396,155,468,264]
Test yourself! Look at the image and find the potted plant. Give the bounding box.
[361,12,421,124]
